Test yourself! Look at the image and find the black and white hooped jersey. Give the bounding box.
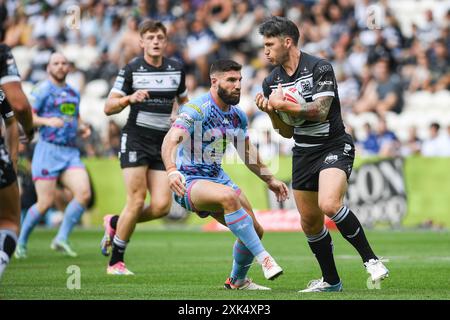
[0,44,20,139]
[263,51,345,147]
[110,56,187,137]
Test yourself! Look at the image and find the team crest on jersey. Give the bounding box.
[166,64,175,71]
[300,79,312,92]
[129,151,137,163]
[138,65,147,72]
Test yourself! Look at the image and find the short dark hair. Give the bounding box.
[210,59,242,75]
[139,19,166,37]
[258,16,300,46]
[430,122,440,131]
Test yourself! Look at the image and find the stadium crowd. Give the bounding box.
[1,0,449,159]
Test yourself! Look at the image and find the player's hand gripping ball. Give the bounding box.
[277,86,306,127]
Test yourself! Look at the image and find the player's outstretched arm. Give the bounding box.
[255,92,293,138]
[237,138,288,202]
[269,83,332,122]
[1,81,34,140]
[161,126,189,197]
[104,90,149,116]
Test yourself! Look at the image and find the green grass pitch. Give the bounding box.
[1,229,449,300]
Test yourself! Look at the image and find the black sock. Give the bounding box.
[109,235,127,266]
[110,215,119,230]
[0,229,17,258]
[331,206,377,263]
[306,227,340,285]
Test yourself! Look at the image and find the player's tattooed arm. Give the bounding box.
[297,96,332,122]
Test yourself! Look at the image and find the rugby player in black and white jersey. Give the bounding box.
[255,16,389,292]
[103,20,188,275]
[0,42,34,281]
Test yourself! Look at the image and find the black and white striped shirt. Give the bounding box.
[110,56,187,138]
[263,51,345,146]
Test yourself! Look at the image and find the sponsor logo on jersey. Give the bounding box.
[60,103,76,116]
[318,64,332,73]
[166,64,175,71]
[324,153,338,164]
[138,65,147,72]
[318,80,334,86]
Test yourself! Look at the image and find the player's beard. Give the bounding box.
[217,85,240,105]
[49,70,67,84]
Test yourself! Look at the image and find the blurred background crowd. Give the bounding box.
[1,0,450,161]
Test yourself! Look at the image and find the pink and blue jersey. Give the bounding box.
[172,92,248,217]
[173,91,249,179]
[30,80,84,181]
[30,80,80,147]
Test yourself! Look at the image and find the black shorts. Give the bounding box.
[0,139,17,189]
[118,132,166,170]
[292,133,355,192]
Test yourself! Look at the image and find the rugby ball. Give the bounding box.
[276,87,306,127]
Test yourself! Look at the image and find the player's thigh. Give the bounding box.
[122,166,148,198]
[189,180,238,213]
[0,182,20,228]
[318,168,348,216]
[34,179,58,207]
[146,168,172,209]
[60,168,91,201]
[293,189,324,234]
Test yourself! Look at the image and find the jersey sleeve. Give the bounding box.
[311,60,336,100]
[262,78,272,99]
[172,102,204,135]
[0,45,21,85]
[110,64,133,96]
[177,68,188,98]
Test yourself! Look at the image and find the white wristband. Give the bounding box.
[168,170,186,183]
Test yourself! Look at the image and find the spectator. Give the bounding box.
[428,39,450,91]
[361,123,379,156]
[29,3,60,45]
[421,123,450,156]
[111,15,141,67]
[376,118,400,157]
[183,17,219,85]
[23,35,55,84]
[3,9,32,47]
[354,59,403,115]
[401,126,422,156]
